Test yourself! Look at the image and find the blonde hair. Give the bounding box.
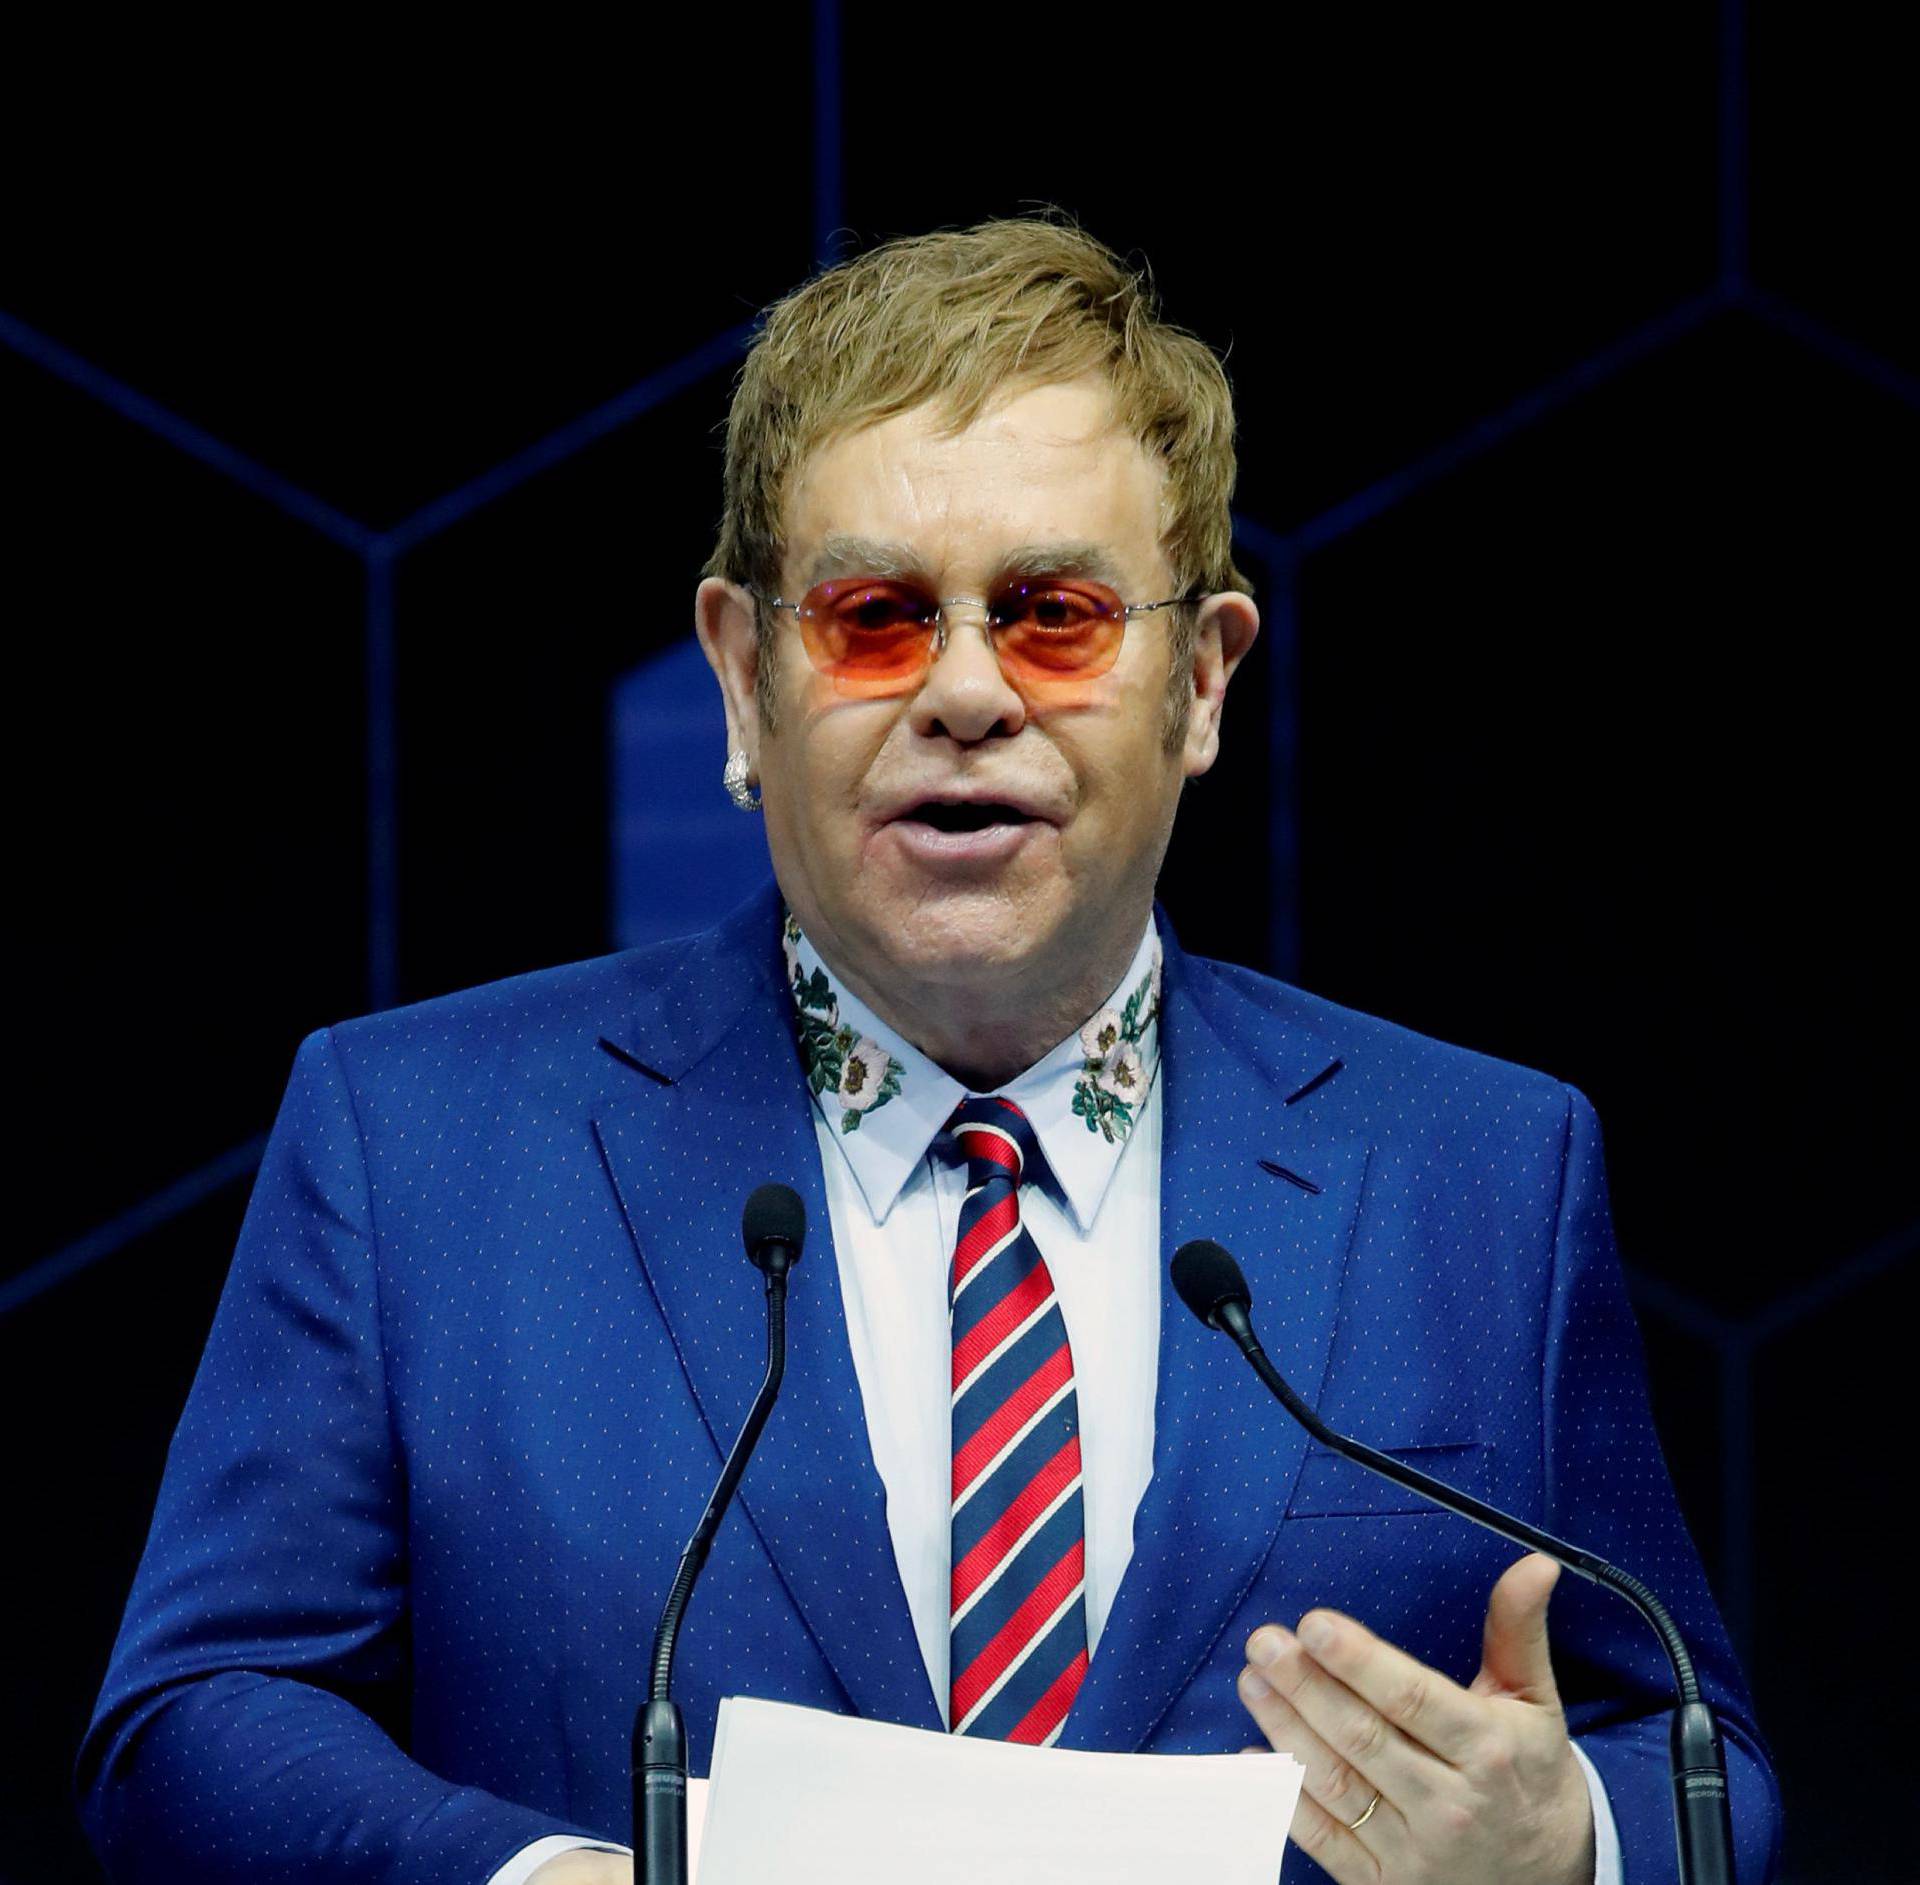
[704,215,1251,740]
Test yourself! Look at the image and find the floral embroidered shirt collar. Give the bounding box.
[783,910,1163,1233]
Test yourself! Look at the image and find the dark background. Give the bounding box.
[4,6,1913,1879]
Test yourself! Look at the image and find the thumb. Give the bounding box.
[1473,1552,1563,1703]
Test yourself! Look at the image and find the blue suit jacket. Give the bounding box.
[80,884,1781,1883]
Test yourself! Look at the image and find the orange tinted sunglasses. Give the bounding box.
[758,577,1199,699]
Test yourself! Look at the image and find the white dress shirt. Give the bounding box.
[797,915,1166,1711]
[491,916,1619,1884]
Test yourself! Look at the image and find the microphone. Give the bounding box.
[634,1185,806,1885]
[1171,1239,1736,1885]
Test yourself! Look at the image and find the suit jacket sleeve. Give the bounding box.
[1548,1086,1783,1882]
[76,1029,607,1884]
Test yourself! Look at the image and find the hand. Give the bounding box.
[1236,1553,1594,1885]
[527,1854,632,1883]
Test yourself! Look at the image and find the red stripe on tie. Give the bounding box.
[1005,1645,1090,1745]
[949,1433,1082,1611]
[956,1128,1020,1174]
[950,1537,1086,1725]
[951,1193,1018,1291]
[950,1263,1054,1394]
[951,1342,1074,1503]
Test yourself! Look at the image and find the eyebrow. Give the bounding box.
[996,541,1129,587]
[801,535,1131,591]
[803,536,929,586]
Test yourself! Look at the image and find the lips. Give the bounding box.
[903,800,1036,834]
[879,788,1059,832]
[874,788,1059,868]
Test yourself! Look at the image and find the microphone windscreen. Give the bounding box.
[742,1183,807,1266]
[1172,1238,1251,1328]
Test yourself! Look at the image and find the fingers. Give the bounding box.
[1278,1608,1488,1768]
[1238,1666,1399,1885]
[1285,1783,1393,1884]
[1238,1654,1406,1838]
[1243,1623,1452,1807]
[1237,1586,1585,1885]
[1476,1552,1563,1703]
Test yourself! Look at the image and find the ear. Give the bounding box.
[695,578,765,769]
[1181,591,1260,778]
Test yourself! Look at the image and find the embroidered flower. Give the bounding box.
[1070,943,1162,1144]
[838,1035,888,1105]
[783,912,906,1132]
[1079,1009,1123,1062]
[1095,1041,1145,1101]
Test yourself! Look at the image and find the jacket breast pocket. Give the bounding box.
[1285,1441,1488,1519]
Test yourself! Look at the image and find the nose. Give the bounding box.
[906,603,1027,744]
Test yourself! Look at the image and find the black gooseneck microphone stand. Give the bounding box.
[1171,1238,1737,1885]
[633,1184,806,1885]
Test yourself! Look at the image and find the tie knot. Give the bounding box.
[945,1096,1040,1184]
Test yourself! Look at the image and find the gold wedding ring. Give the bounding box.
[1345,1789,1382,1832]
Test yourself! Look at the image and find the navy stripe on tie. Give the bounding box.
[959,1593,1088,1741]
[951,1387,1079,1567]
[950,1312,1067,1455]
[951,1481,1084,1674]
[948,1225,1043,1351]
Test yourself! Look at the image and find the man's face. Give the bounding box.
[706,377,1249,1008]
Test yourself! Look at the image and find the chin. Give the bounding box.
[866,891,1062,983]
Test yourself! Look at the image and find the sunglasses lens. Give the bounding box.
[796,579,940,693]
[994,581,1126,686]
[789,575,1131,696]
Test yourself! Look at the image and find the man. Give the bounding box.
[80,220,1780,1884]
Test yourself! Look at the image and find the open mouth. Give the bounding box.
[903,801,1037,833]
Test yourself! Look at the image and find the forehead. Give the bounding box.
[782,378,1167,581]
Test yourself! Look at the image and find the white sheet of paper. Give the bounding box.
[694,1697,1304,1885]
[686,1776,709,1883]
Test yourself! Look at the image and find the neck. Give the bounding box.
[813,916,1150,1093]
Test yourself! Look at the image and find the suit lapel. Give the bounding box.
[1062,935,1370,1752]
[591,890,941,1732]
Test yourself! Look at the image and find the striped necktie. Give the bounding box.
[945,1096,1089,1744]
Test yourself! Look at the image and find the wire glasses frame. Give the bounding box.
[754,575,1207,699]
